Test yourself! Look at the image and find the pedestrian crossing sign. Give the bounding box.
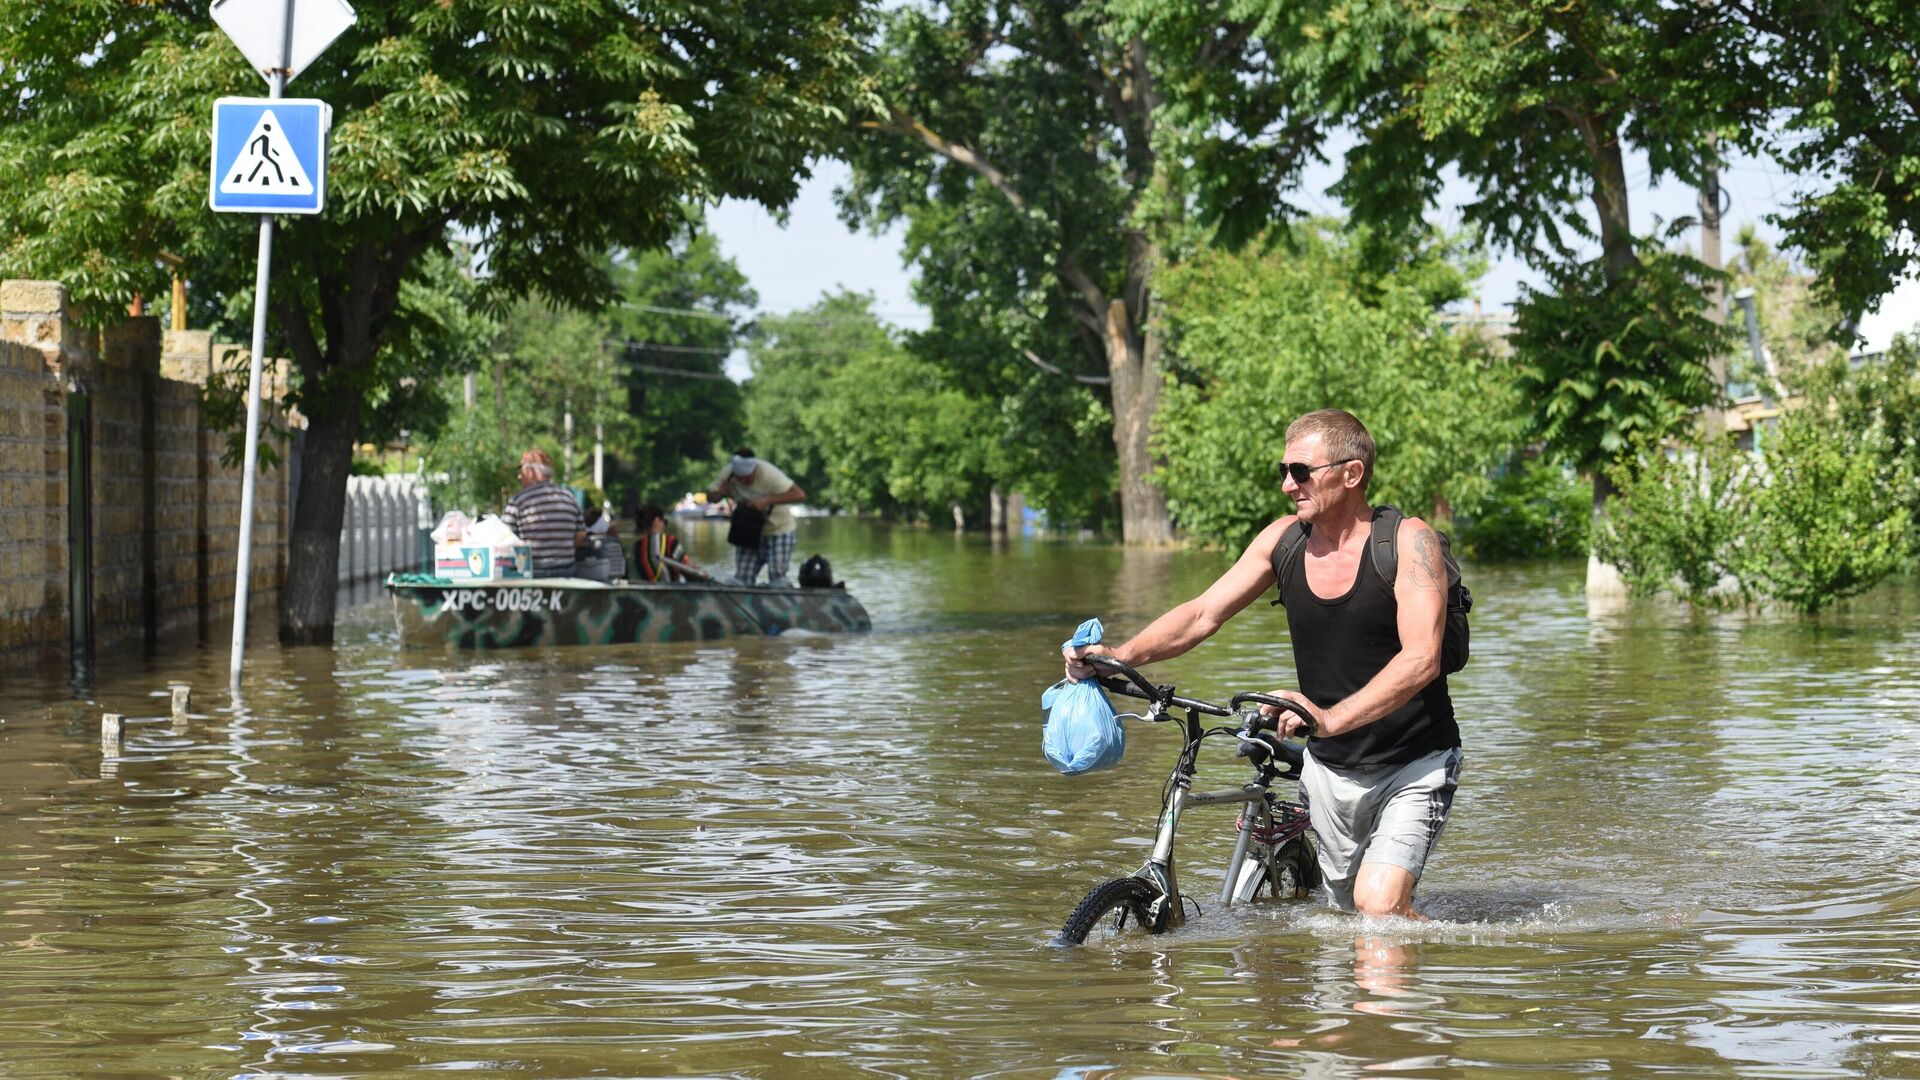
[209,97,331,214]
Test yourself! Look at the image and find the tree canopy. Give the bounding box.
[744,291,998,524]
[1732,1,1920,320]
[1155,222,1518,546]
[841,1,1314,543]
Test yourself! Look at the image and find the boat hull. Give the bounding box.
[388,578,872,649]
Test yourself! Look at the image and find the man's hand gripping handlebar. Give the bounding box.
[1227,693,1315,773]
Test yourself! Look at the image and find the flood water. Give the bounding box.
[3,518,1918,1077]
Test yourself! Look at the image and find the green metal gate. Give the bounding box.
[66,390,92,680]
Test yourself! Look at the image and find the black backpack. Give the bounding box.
[1269,504,1472,673]
[797,554,838,589]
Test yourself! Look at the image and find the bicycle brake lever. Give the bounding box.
[1235,732,1275,763]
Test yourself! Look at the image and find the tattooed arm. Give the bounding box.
[1277,516,1448,739]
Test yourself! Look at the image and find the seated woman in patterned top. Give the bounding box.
[633,503,693,583]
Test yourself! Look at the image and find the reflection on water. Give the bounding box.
[2,521,1918,1077]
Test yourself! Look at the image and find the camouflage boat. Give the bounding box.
[386,576,872,649]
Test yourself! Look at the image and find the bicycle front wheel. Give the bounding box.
[1055,877,1167,945]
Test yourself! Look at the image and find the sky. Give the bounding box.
[707,147,1920,369]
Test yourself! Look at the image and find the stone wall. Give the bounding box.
[0,279,290,672]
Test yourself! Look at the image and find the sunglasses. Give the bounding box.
[1281,458,1357,484]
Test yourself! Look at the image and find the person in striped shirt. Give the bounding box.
[501,449,584,578]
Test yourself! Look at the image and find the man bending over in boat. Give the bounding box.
[707,448,807,587]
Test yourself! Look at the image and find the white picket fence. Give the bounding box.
[339,475,434,586]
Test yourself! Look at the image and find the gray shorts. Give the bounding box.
[1300,745,1463,910]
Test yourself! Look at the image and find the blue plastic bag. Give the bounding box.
[1041,617,1125,775]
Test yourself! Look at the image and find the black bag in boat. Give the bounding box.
[726,503,766,549]
[798,554,837,589]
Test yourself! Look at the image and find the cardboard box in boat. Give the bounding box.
[434,542,533,581]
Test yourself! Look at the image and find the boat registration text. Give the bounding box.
[437,588,571,614]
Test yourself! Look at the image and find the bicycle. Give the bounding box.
[1054,654,1322,946]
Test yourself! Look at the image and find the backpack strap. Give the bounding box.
[1267,518,1311,606]
[1368,504,1405,587]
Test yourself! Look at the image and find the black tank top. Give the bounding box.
[1279,529,1458,768]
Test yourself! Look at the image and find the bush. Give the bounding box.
[1741,408,1914,612]
[1595,433,1759,607]
[1596,350,1920,613]
[1784,336,1920,524]
[1456,462,1590,561]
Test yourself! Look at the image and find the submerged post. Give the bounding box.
[170,683,191,722]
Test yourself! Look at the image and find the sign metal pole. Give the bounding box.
[228,0,294,686]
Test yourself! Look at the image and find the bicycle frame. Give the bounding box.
[1118,693,1313,931]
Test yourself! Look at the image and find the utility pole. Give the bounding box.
[562,390,574,484]
[1700,146,1727,434]
[593,340,606,491]
[494,354,508,443]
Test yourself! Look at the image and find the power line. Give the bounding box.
[618,300,932,324]
[627,361,733,381]
[621,302,735,321]
[614,339,733,355]
[607,338,884,358]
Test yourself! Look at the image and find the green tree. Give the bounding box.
[1730,2,1920,320]
[809,352,994,522]
[1132,0,1742,520]
[841,2,1300,544]
[1153,222,1520,547]
[0,0,871,643]
[743,291,1002,524]
[1511,245,1728,484]
[606,229,755,508]
[743,291,897,504]
[1782,337,1920,537]
[420,294,620,514]
[1743,408,1913,613]
[1364,0,1741,515]
[420,232,755,514]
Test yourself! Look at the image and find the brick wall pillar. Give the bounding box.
[0,281,79,670]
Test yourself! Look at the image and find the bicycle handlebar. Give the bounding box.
[1226,692,1314,772]
[1081,654,1232,717]
[1228,692,1317,736]
[1075,655,1311,772]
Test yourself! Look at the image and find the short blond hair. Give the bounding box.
[1285,409,1375,490]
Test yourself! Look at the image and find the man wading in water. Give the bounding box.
[1065,408,1463,917]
